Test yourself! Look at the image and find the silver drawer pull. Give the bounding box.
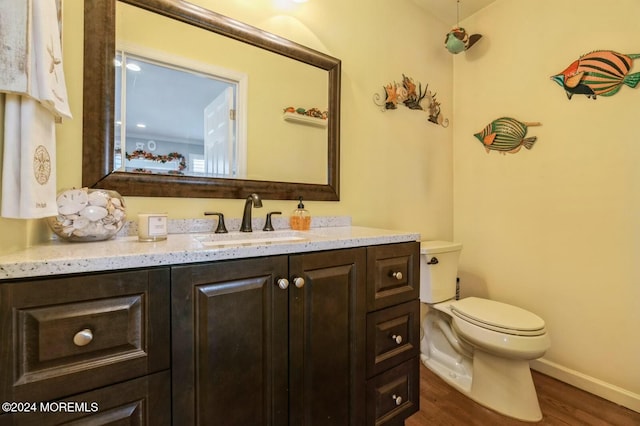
[392,271,403,280]
[73,329,93,347]
[392,394,403,406]
[293,277,305,288]
[391,334,403,345]
[277,278,289,289]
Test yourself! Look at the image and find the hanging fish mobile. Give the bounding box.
[444,1,481,54]
[474,117,541,155]
[551,50,640,99]
[445,26,482,54]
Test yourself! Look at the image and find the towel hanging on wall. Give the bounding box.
[0,0,71,219]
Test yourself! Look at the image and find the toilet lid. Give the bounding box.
[450,297,546,336]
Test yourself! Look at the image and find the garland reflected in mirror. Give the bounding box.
[83,0,341,200]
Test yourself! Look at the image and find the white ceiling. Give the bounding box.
[411,0,496,26]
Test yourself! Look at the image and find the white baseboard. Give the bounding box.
[530,358,640,413]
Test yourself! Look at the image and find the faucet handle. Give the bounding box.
[204,212,228,233]
[263,211,282,231]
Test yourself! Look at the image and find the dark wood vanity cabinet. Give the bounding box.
[0,241,419,426]
[171,248,367,426]
[171,242,420,426]
[365,242,421,426]
[0,268,171,425]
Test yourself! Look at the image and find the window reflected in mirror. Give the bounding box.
[114,50,247,178]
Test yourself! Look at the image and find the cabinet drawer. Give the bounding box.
[1,370,170,426]
[367,242,420,311]
[366,300,420,378]
[366,358,419,426]
[0,269,170,403]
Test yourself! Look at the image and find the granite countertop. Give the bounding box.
[0,219,420,280]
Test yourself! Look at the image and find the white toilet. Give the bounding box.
[420,241,550,422]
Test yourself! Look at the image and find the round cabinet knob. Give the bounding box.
[293,277,305,288]
[73,329,93,347]
[392,271,403,280]
[392,394,403,406]
[277,278,289,289]
[391,334,403,345]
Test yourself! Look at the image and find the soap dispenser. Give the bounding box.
[290,196,311,230]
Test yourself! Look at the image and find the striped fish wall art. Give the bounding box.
[474,117,541,154]
[551,50,640,99]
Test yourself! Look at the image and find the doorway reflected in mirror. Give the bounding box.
[114,50,247,178]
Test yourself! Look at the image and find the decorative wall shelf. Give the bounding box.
[283,112,328,128]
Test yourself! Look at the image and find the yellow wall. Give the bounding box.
[453,0,640,410]
[195,0,455,233]
[0,0,453,252]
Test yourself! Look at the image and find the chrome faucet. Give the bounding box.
[240,193,263,232]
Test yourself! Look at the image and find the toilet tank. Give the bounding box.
[420,241,463,303]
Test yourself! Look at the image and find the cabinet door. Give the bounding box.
[366,358,419,426]
[0,269,170,404]
[1,370,170,426]
[171,256,289,426]
[367,242,420,311]
[289,248,367,426]
[366,300,420,378]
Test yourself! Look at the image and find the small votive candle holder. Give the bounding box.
[138,213,168,241]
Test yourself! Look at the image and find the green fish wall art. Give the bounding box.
[551,50,640,99]
[474,117,541,154]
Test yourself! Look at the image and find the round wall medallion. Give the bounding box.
[33,145,51,185]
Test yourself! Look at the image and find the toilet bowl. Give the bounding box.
[420,241,550,422]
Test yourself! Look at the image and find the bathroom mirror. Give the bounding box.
[83,0,341,200]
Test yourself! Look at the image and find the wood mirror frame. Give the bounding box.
[83,0,340,200]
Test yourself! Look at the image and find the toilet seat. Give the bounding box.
[450,297,546,336]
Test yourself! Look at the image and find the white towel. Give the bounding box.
[0,0,71,219]
[29,0,72,121]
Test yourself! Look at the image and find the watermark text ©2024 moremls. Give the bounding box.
[2,401,99,414]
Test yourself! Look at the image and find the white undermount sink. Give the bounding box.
[193,230,308,247]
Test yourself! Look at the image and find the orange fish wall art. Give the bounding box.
[551,50,640,99]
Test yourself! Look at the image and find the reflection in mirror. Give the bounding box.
[83,0,341,200]
[115,50,246,178]
[116,1,328,185]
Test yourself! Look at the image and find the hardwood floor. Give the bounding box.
[405,363,640,425]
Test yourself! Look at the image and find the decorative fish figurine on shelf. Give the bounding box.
[551,50,640,99]
[474,117,541,154]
